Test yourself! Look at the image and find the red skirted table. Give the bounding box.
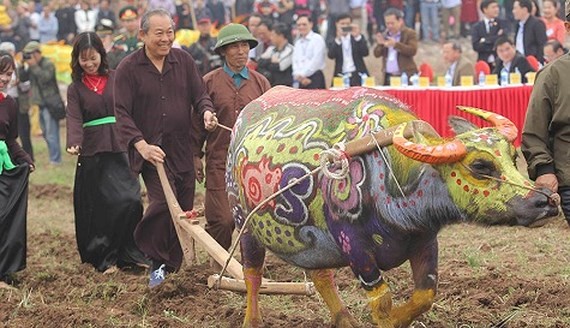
[376,85,533,146]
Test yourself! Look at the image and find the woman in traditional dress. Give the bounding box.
[66,32,149,274]
[0,53,34,289]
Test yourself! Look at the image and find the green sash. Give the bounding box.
[0,140,16,175]
[83,116,117,128]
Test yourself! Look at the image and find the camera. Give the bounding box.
[23,53,32,60]
[341,26,353,33]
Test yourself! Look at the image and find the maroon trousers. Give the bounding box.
[205,188,235,250]
[134,162,195,271]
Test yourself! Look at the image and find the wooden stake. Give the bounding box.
[208,275,315,295]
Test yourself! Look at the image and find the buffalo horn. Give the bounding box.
[392,122,467,164]
[456,106,518,142]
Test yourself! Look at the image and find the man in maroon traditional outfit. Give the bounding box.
[114,8,217,288]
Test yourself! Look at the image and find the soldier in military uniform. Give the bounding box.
[114,6,142,55]
[95,18,127,69]
[185,18,221,76]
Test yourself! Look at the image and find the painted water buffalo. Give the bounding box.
[225,86,558,327]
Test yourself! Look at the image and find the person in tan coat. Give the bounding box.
[373,8,418,85]
[442,41,476,86]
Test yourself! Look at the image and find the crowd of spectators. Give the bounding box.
[0,0,567,87]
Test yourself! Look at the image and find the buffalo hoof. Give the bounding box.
[333,309,359,328]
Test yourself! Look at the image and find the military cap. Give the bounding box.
[119,6,138,20]
[214,23,258,54]
[96,18,114,35]
[23,41,41,54]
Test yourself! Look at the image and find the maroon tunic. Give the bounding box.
[114,47,215,270]
[0,96,32,165]
[115,47,215,174]
[66,71,125,155]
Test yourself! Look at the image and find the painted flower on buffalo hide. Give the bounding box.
[241,156,282,210]
[346,101,385,140]
[321,158,366,222]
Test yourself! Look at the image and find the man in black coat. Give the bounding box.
[471,0,510,71]
[492,36,535,84]
[513,0,547,63]
[327,13,369,86]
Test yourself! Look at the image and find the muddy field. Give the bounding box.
[1,168,570,328]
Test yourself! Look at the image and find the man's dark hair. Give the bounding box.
[494,35,514,50]
[515,0,533,13]
[296,14,312,23]
[384,8,404,19]
[545,39,565,53]
[258,18,272,30]
[335,13,352,23]
[480,0,498,12]
[249,13,262,21]
[272,22,290,38]
[444,40,462,53]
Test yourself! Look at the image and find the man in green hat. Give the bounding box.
[193,23,271,254]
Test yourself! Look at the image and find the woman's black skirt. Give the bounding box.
[0,164,29,280]
[74,152,148,271]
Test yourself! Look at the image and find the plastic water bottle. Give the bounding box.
[410,73,419,87]
[513,67,522,84]
[478,71,486,86]
[500,69,509,86]
[360,73,368,87]
[444,72,452,87]
[343,73,350,88]
[401,72,408,86]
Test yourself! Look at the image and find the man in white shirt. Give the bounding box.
[292,15,326,89]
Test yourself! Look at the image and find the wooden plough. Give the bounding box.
[156,163,315,296]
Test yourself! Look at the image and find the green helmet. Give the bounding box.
[214,23,258,54]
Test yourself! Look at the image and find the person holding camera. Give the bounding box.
[373,8,419,85]
[327,13,369,87]
[22,41,62,165]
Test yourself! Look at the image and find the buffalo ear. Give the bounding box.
[412,122,430,144]
[448,116,478,136]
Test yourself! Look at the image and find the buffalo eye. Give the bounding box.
[469,159,496,178]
